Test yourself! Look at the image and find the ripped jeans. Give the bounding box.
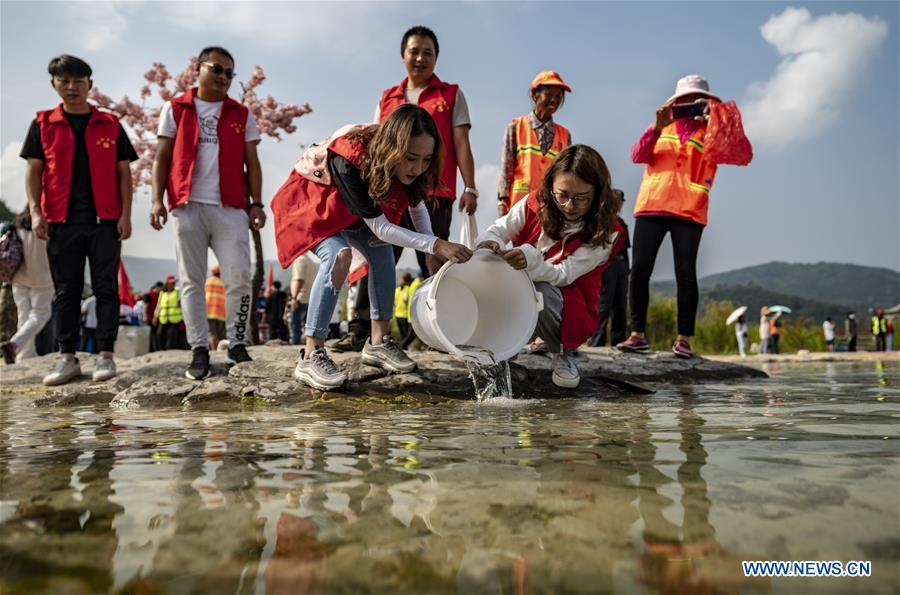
[305,226,397,339]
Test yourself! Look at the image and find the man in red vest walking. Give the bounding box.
[376,26,479,277]
[20,55,138,386]
[151,46,266,381]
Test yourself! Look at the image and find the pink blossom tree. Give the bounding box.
[91,58,312,344]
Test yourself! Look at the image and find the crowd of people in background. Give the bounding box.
[0,26,895,392]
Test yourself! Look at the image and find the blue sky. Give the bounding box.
[2,1,898,280]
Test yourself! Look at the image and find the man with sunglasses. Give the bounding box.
[151,46,265,381]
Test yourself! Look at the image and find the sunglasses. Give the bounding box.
[201,62,236,80]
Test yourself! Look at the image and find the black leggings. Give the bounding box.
[629,216,704,337]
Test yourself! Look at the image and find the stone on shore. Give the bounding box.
[1,345,768,408]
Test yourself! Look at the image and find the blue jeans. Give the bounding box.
[305,227,396,339]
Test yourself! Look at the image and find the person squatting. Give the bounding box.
[15,25,750,391]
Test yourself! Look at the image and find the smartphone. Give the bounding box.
[671,101,707,120]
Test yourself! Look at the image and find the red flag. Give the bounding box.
[265,264,275,297]
[118,261,135,307]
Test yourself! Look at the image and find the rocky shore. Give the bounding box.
[707,351,900,364]
[0,344,772,408]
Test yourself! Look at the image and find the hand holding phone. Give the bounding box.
[671,100,707,120]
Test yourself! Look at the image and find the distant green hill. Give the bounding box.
[652,261,899,314]
[700,262,899,311]
[703,284,848,323]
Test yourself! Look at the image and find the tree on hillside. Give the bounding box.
[90,59,312,343]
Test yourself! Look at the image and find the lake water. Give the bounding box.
[1,361,898,594]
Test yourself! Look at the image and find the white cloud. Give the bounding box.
[74,2,129,51]
[743,7,889,149]
[1,142,27,214]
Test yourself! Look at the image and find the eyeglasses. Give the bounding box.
[551,189,593,208]
[202,62,236,80]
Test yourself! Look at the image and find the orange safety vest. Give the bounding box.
[509,115,570,207]
[633,122,718,225]
[205,275,226,321]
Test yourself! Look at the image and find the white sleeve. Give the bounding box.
[157,101,177,138]
[476,197,529,247]
[408,201,433,235]
[521,231,618,287]
[245,110,261,143]
[373,102,382,124]
[363,214,438,254]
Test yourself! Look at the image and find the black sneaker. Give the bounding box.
[1,341,15,365]
[185,347,211,381]
[331,333,367,352]
[226,343,252,364]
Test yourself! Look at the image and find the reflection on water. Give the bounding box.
[1,362,898,594]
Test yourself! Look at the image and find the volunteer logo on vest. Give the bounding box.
[235,294,250,341]
[230,122,245,135]
[96,137,114,149]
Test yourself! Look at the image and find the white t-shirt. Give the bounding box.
[373,87,471,127]
[158,97,261,205]
[81,296,98,329]
[823,320,836,341]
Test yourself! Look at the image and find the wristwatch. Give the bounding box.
[463,186,479,198]
[249,203,264,209]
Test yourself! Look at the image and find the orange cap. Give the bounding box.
[531,70,572,92]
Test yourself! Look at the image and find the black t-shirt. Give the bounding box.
[20,111,139,224]
[328,154,383,219]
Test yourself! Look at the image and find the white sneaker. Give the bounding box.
[551,350,580,388]
[43,357,82,386]
[293,348,347,391]
[92,356,117,382]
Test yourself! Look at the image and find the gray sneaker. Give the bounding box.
[293,348,347,391]
[43,357,82,386]
[551,350,580,388]
[92,356,117,382]
[361,336,417,374]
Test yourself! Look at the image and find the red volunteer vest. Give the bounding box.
[379,75,459,200]
[633,122,718,225]
[512,194,625,349]
[271,132,411,268]
[167,88,249,211]
[35,105,121,223]
[509,115,571,207]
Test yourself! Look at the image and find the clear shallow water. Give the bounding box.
[1,361,898,594]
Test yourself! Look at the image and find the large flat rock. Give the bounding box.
[1,345,766,408]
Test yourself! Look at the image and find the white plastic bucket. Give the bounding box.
[410,249,543,362]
